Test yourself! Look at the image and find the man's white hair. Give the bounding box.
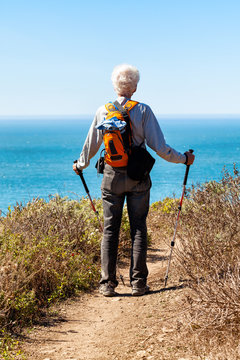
[111,64,140,97]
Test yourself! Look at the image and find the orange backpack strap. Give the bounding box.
[124,100,138,111]
[104,101,138,121]
[105,102,116,112]
[105,100,138,113]
[105,102,124,121]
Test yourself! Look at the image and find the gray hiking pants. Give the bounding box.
[100,164,151,288]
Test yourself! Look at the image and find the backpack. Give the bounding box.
[96,99,155,180]
[102,100,138,167]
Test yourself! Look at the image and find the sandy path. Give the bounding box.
[24,245,188,360]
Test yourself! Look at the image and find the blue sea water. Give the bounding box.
[0,116,239,215]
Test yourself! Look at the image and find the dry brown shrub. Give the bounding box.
[174,166,240,351]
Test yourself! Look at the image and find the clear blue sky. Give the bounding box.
[0,0,239,116]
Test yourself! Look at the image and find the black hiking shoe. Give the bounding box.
[99,282,117,297]
[132,285,150,296]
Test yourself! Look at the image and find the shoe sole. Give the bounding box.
[99,289,117,297]
[132,286,150,296]
[132,290,146,296]
[101,291,116,297]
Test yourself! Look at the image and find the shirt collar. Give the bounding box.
[117,96,131,106]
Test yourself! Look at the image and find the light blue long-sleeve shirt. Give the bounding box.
[77,96,186,170]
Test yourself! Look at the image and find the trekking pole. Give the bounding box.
[74,161,103,232]
[74,161,125,285]
[164,150,194,288]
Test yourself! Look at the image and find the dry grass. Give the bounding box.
[148,165,240,358]
[173,166,240,356]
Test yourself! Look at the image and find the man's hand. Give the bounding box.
[73,161,81,175]
[184,151,195,165]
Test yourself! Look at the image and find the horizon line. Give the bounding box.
[0,113,240,119]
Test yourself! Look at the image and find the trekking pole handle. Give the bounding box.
[74,160,89,194]
[183,149,194,186]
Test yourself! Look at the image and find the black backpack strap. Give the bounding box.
[114,100,131,122]
[114,100,133,152]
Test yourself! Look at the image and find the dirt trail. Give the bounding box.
[24,244,189,360]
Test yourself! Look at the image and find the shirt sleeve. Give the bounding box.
[77,109,103,170]
[143,105,186,164]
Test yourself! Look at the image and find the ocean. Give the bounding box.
[0,116,239,215]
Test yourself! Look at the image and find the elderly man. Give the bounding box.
[73,64,195,297]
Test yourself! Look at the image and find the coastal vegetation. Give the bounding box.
[150,165,240,357]
[0,166,239,359]
[0,195,131,359]
[178,166,240,356]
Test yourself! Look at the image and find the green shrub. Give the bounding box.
[0,194,136,357]
[0,194,135,333]
[0,196,102,330]
[0,329,25,359]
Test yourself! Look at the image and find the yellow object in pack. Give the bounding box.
[103,100,138,167]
